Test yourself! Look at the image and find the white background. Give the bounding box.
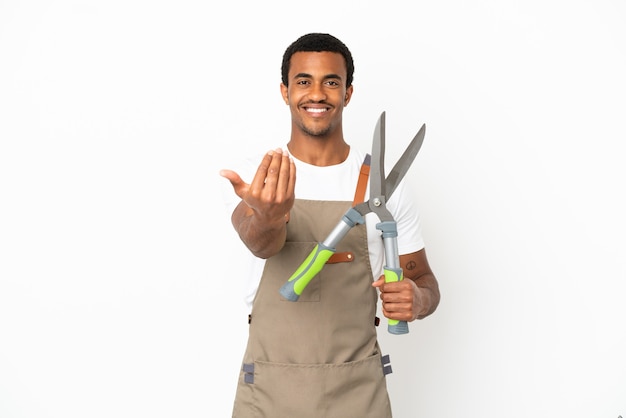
[1,1,625,417]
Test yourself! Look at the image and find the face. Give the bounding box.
[280,51,353,138]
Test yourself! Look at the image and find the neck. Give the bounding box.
[287,136,350,167]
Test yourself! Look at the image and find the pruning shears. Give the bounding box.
[278,111,426,335]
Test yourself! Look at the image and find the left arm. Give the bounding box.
[373,248,440,321]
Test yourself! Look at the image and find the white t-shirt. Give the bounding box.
[222,146,425,309]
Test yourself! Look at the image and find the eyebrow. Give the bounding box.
[294,72,343,81]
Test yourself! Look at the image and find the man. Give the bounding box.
[220,32,440,418]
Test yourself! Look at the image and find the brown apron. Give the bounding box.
[233,161,393,418]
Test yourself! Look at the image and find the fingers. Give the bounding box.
[378,280,416,321]
[271,149,293,201]
[249,148,295,201]
[225,148,294,225]
[380,280,415,301]
[249,151,275,194]
[380,298,413,321]
[277,150,295,202]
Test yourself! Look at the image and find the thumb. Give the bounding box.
[219,169,248,198]
[372,275,385,288]
[219,169,241,184]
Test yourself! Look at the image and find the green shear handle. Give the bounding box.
[383,266,409,334]
[378,220,409,335]
[278,243,335,301]
[279,208,365,301]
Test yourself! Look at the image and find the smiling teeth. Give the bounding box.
[307,108,327,113]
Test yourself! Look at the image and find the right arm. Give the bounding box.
[220,148,296,259]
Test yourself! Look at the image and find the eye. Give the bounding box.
[325,80,340,87]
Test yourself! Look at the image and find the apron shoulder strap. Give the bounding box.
[352,153,370,206]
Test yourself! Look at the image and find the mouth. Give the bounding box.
[302,105,331,117]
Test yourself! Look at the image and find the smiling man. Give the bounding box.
[220,33,440,418]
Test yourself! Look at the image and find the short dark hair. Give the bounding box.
[281,33,354,87]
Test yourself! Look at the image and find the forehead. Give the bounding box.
[288,51,347,79]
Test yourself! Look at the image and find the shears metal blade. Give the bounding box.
[356,111,425,222]
[279,111,426,335]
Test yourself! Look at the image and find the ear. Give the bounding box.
[280,83,289,104]
[344,85,354,106]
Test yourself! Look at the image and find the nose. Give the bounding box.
[307,82,327,102]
